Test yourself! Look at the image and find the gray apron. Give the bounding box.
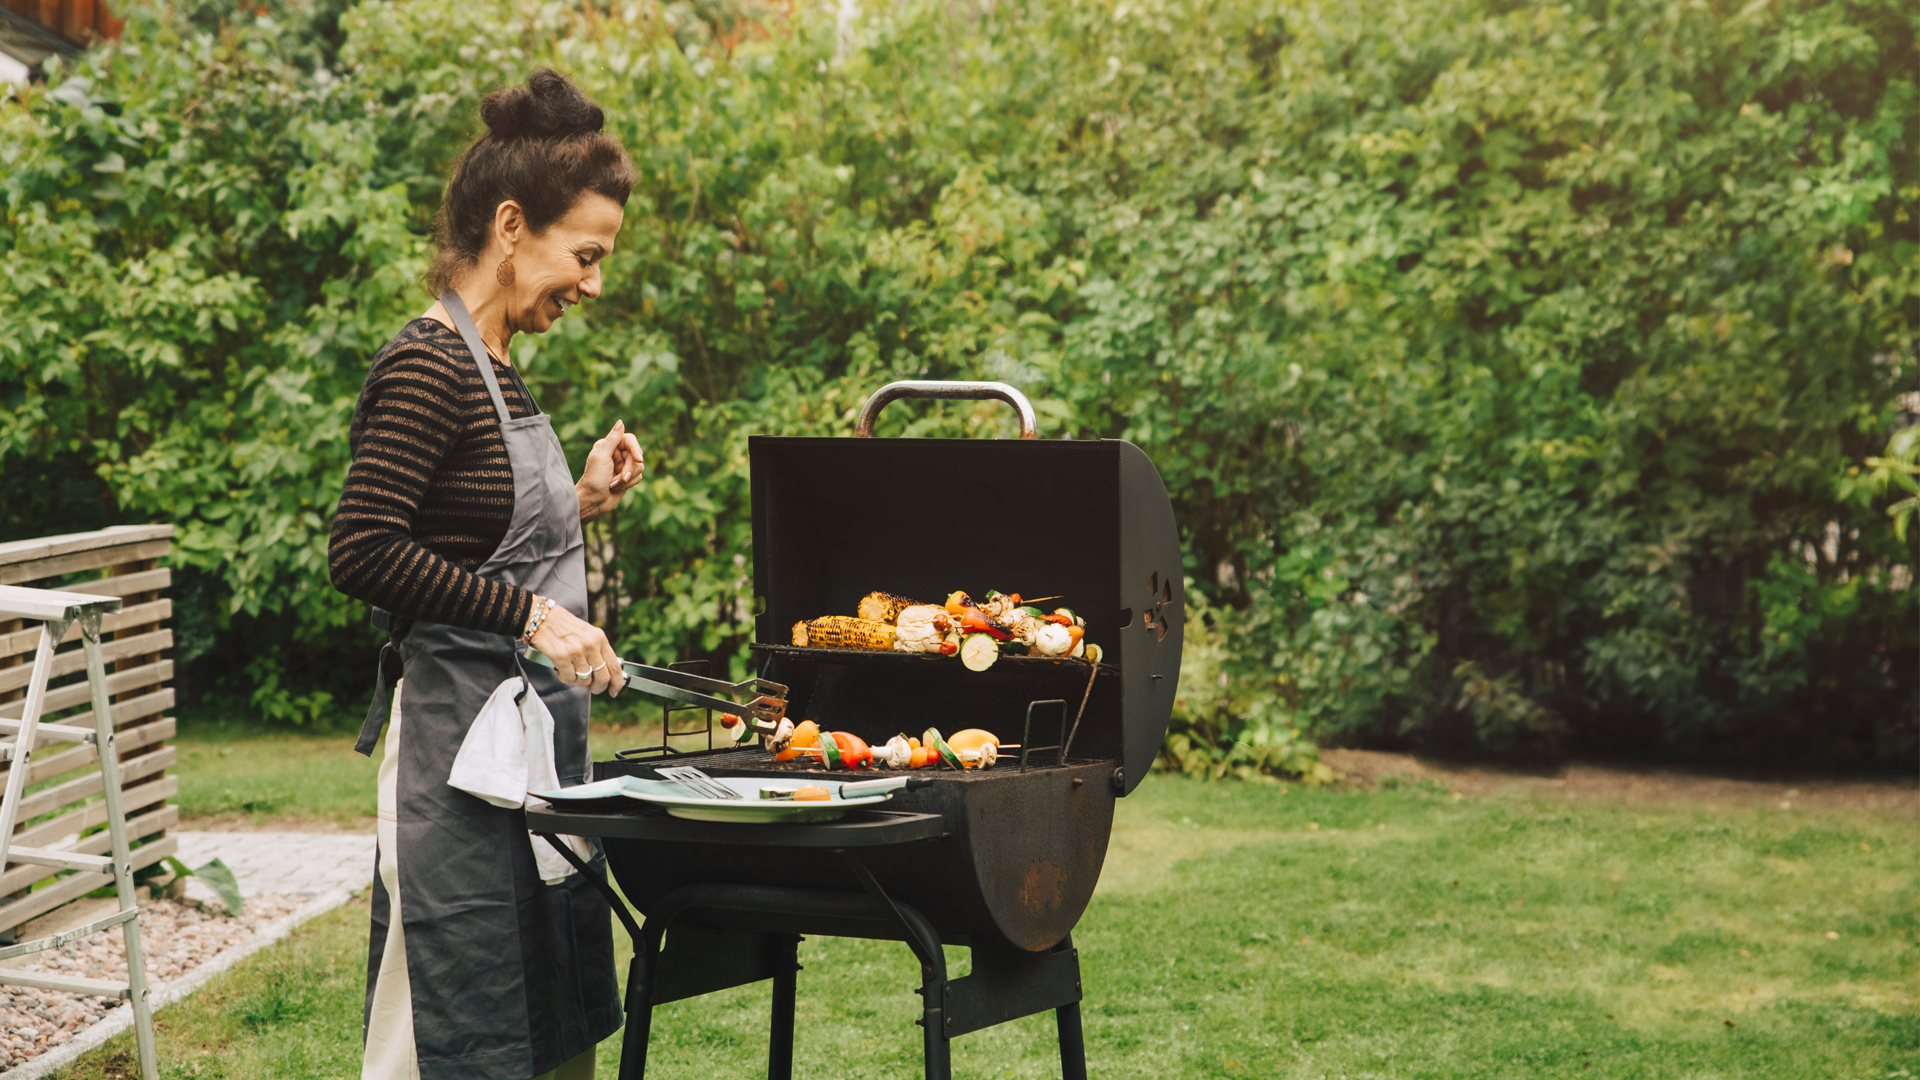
[354,289,621,1080]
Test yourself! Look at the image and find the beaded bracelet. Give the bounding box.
[521,595,555,643]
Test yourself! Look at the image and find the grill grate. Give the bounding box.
[751,642,1116,675]
[614,743,1084,781]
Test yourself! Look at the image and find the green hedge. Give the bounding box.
[2,0,1913,762]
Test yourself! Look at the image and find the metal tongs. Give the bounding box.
[526,650,788,726]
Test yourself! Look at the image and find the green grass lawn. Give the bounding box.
[63,755,1916,1079]
[170,712,704,827]
[171,724,377,827]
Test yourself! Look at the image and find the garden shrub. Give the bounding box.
[1,0,1912,763]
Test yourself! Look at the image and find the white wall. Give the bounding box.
[0,50,30,87]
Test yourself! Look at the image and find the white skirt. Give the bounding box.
[363,681,418,1080]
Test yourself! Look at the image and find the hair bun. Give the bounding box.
[480,69,605,141]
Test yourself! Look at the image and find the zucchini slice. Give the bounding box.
[960,633,1000,672]
[922,728,963,770]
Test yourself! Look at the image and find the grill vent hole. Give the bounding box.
[1163,580,1172,603]
[1148,571,1158,596]
[1156,611,1172,641]
[1116,607,1133,628]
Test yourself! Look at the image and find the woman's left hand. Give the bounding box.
[577,419,645,522]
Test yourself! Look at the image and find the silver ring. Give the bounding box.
[574,669,593,679]
[590,662,607,672]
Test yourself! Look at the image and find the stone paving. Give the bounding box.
[0,831,377,1077]
[172,831,376,905]
[0,894,306,1073]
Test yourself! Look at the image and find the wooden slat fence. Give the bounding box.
[0,525,176,935]
[1,0,120,46]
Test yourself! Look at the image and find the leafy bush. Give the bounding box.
[1161,586,1336,782]
[1864,422,1920,541]
[1,0,1912,761]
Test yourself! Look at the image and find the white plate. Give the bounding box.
[619,776,894,823]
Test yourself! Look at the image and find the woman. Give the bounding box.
[328,69,641,1080]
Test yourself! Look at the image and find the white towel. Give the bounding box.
[448,676,593,885]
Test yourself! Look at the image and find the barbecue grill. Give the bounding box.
[528,380,1184,1080]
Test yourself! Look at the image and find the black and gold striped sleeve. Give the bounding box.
[328,339,535,637]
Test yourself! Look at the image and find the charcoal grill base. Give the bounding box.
[591,755,1116,953]
[530,824,1087,1080]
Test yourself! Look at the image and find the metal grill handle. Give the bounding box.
[853,380,1040,439]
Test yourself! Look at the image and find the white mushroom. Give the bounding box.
[883,735,913,769]
[1033,622,1074,656]
[765,717,796,754]
[957,743,999,769]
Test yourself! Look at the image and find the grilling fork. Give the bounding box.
[656,766,744,800]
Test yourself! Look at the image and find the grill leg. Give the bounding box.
[837,853,951,1080]
[619,952,656,1080]
[1056,1002,1087,1080]
[768,936,797,1080]
[921,959,950,1080]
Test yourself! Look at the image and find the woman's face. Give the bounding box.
[504,193,625,336]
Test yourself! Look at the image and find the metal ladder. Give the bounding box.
[0,584,158,1080]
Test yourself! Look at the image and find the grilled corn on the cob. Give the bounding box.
[791,616,897,650]
[856,591,922,624]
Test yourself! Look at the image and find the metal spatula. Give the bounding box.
[656,766,744,800]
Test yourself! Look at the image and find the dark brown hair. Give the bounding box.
[426,69,638,294]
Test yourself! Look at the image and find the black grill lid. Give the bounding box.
[749,387,1183,795]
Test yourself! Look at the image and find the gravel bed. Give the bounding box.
[0,893,302,1071]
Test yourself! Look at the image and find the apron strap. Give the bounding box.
[511,651,533,705]
[355,641,403,756]
[440,288,514,426]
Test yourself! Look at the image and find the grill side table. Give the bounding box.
[0,585,159,1080]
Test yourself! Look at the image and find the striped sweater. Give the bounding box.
[328,318,544,637]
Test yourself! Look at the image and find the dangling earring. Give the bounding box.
[495,258,516,287]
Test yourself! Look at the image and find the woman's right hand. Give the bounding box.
[531,605,625,696]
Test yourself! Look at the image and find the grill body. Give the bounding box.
[593,431,1183,949]
[533,406,1185,1079]
[598,754,1115,951]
